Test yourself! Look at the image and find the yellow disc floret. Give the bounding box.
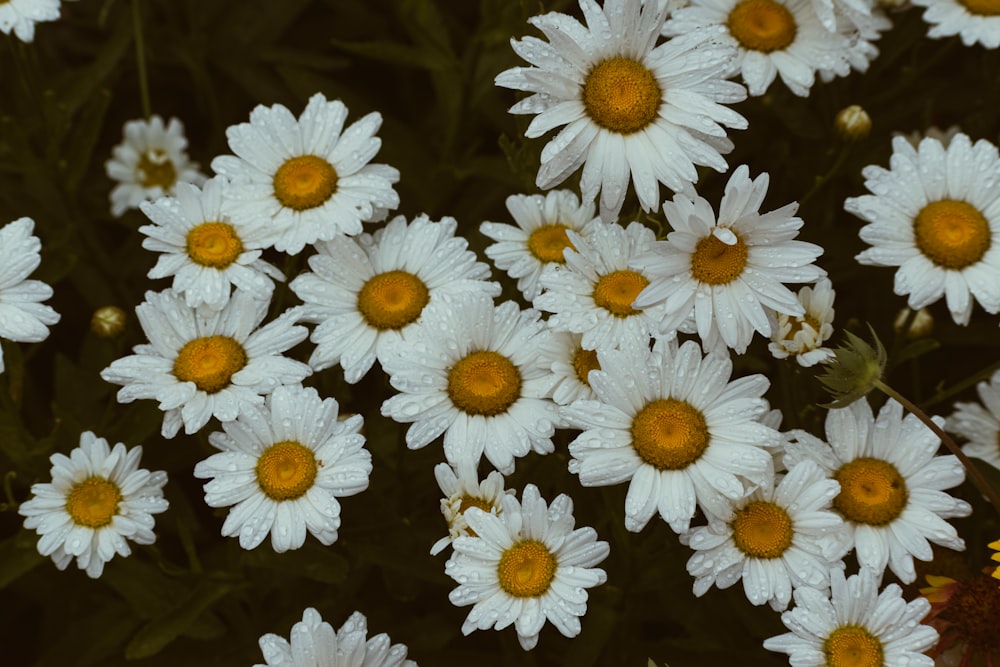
[913,199,991,270]
[527,224,575,263]
[497,539,557,598]
[447,350,522,416]
[631,398,710,470]
[582,57,662,135]
[186,222,244,268]
[137,149,177,190]
[728,0,797,53]
[822,625,884,667]
[691,231,749,285]
[173,335,248,393]
[255,440,318,501]
[273,155,338,211]
[833,457,908,526]
[357,270,430,330]
[961,0,1000,16]
[456,495,495,538]
[572,347,601,387]
[732,500,794,559]
[592,270,650,317]
[66,477,123,528]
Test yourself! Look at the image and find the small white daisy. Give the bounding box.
[911,0,1000,49]
[18,431,168,579]
[784,397,973,584]
[0,217,60,374]
[100,289,312,438]
[633,164,825,354]
[534,220,670,353]
[946,369,1000,469]
[255,608,416,667]
[683,460,848,611]
[495,0,747,222]
[0,0,60,41]
[380,293,560,476]
[105,115,204,218]
[768,277,836,367]
[846,133,1000,326]
[541,331,601,406]
[429,459,511,556]
[193,384,370,553]
[446,484,609,651]
[290,214,499,383]
[480,190,598,302]
[763,567,938,667]
[139,178,284,311]
[563,339,776,533]
[211,92,400,255]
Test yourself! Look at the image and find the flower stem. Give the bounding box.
[874,378,1000,518]
[132,0,152,120]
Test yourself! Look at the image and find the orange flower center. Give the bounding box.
[913,199,991,270]
[833,457,908,526]
[173,335,247,393]
[582,57,662,135]
[572,347,601,387]
[691,232,749,285]
[137,149,177,189]
[357,270,430,330]
[66,477,123,528]
[731,500,794,559]
[447,350,522,416]
[728,0,797,52]
[497,539,557,598]
[592,270,649,317]
[186,222,244,268]
[527,224,575,263]
[823,625,884,667]
[255,440,318,501]
[631,398,709,470]
[960,0,1000,16]
[273,155,338,211]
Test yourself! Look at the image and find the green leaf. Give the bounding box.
[330,38,453,71]
[0,529,45,589]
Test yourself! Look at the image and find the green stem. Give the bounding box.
[132,0,152,119]
[922,358,1000,409]
[799,145,850,207]
[874,378,1000,518]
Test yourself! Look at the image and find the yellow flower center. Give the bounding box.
[255,440,318,501]
[173,335,247,394]
[137,149,177,190]
[582,57,662,135]
[728,0,797,52]
[833,457,908,526]
[456,495,495,538]
[631,398,709,470]
[822,625,884,667]
[186,222,244,268]
[572,347,601,387]
[960,0,1000,15]
[527,224,575,263]
[785,314,822,339]
[447,350,522,416]
[592,270,649,317]
[66,477,123,528]
[497,539,557,598]
[732,500,794,559]
[913,199,991,270]
[273,155,338,211]
[690,232,749,285]
[357,270,430,330]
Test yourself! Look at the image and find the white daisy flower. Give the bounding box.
[380,293,560,476]
[139,179,284,311]
[682,460,848,611]
[0,0,60,41]
[808,0,876,32]
[535,220,670,353]
[18,431,168,579]
[911,0,1000,49]
[211,92,400,255]
[105,115,204,218]
[290,214,499,383]
[100,289,312,438]
[663,0,859,97]
[446,484,609,651]
[541,331,601,406]
[429,459,511,556]
[480,190,598,302]
[763,567,938,666]
[0,217,60,374]
[193,384,370,553]
[784,398,973,584]
[768,277,836,367]
[495,0,747,222]
[633,164,825,354]
[846,133,1000,326]
[255,608,416,667]
[563,339,776,533]
[946,369,1000,469]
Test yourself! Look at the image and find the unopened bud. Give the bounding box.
[893,307,933,339]
[835,105,871,141]
[91,306,126,338]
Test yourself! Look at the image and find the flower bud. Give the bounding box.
[91,306,126,338]
[835,105,871,141]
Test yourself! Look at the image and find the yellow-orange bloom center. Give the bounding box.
[913,199,991,270]
[732,500,794,559]
[582,57,662,135]
[497,539,557,598]
[255,440,318,501]
[173,335,247,393]
[593,270,649,317]
[137,150,177,190]
[66,477,122,528]
[691,232,749,285]
[456,495,495,538]
[273,155,338,211]
[572,347,601,387]
[527,224,575,263]
[186,222,244,268]
[357,270,430,330]
[961,0,1000,16]
[728,0,797,52]
[631,398,709,470]
[822,625,884,667]
[833,457,907,526]
[447,350,522,416]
